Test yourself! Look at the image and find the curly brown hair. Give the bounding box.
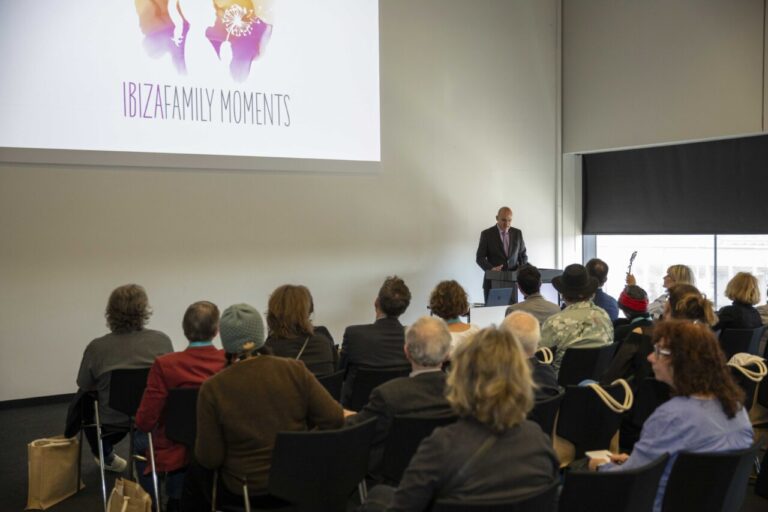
[105,284,151,333]
[652,320,744,418]
[429,280,470,320]
[267,284,314,338]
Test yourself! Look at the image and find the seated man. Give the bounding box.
[586,258,619,321]
[502,311,560,400]
[76,284,173,472]
[186,303,343,511]
[504,264,561,324]
[540,264,613,373]
[134,301,226,511]
[340,276,412,404]
[345,316,455,473]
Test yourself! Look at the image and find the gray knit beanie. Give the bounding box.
[219,303,266,354]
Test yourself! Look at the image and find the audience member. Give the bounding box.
[265,284,336,376]
[540,264,613,373]
[586,258,619,321]
[340,276,412,404]
[346,316,454,473]
[629,264,695,320]
[133,301,225,511]
[613,285,652,343]
[428,280,479,354]
[590,321,753,512]
[76,284,173,472]
[504,264,560,324]
[187,303,343,511]
[714,272,763,331]
[502,311,560,400]
[364,326,558,510]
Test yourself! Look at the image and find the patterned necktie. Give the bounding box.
[502,230,509,257]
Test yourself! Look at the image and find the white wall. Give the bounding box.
[563,0,765,153]
[0,0,560,401]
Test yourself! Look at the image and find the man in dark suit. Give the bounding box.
[339,276,412,404]
[476,206,528,302]
[345,316,454,473]
[502,310,560,400]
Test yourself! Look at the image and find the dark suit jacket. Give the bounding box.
[475,225,527,290]
[714,302,763,331]
[339,317,410,403]
[345,370,454,472]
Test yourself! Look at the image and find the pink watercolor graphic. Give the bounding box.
[134,0,273,82]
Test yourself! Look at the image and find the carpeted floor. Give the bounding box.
[1,400,767,512]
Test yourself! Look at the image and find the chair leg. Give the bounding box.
[211,470,218,512]
[358,479,368,502]
[242,477,251,512]
[76,428,83,496]
[147,432,161,511]
[94,401,109,512]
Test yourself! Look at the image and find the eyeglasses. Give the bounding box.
[653,345,671,358]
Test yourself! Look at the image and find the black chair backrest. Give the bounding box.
[380,415,458,484]
[164,387,199,448]
[528,391,564,437]
[316,370,345,401]
[108,368,151,417]
[758,370,768,409]
[344,365,411,411]
[718,328,760,360]
[661,444,758,512]
[558,454,669,512]
[558,345,616,387]
[728,365,761,412]
[556,384,627,459]
[268,417,378,511]
[431,479,559,512]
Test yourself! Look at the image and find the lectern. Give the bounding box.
[484,268,562,305]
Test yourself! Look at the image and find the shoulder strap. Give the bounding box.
[587,379,634,413]
[443,433,498,492]
[295,336,311,361]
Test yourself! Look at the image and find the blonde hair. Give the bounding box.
[724,272,760,305]
[446,327,533,432]
[667,265,695,286]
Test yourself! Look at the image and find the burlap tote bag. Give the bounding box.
[107,478,152,512]
[26,435,84,510]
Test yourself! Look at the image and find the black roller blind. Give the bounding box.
[582,134,768,234]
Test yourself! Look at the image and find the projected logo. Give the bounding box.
[134,0,273,82]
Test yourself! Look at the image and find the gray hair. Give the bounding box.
[501,311,540,356]
[405,316,452,367]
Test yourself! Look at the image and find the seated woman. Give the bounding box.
[365,326,559,511]
[590,320,753,512]
[628,264,695,320]
[185,304,344,511]
[428,280,479,354]
[264,284,336,376]
[714,272,763,331]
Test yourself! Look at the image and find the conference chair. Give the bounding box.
[620,378,670,451]
[528,390,564,438]
[92,368,151,512]
[317,370,345,402]
[558,454,669,512]
[380,415,458,484]
[430,479,559,512]
[718,326,766,360]
[342,365,411,412]
[661,445,758,512]
[554,381,633,467]
[267,417,378,512]
[557,345,617,387]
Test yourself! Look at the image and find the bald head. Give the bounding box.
[501,311,540,356]
[405,316,452,367]
[496,207,513,231]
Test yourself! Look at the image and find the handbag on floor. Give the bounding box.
[108,478,152,512]
[26,435,84,510]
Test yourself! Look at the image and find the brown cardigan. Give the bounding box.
[195,354,343,495]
